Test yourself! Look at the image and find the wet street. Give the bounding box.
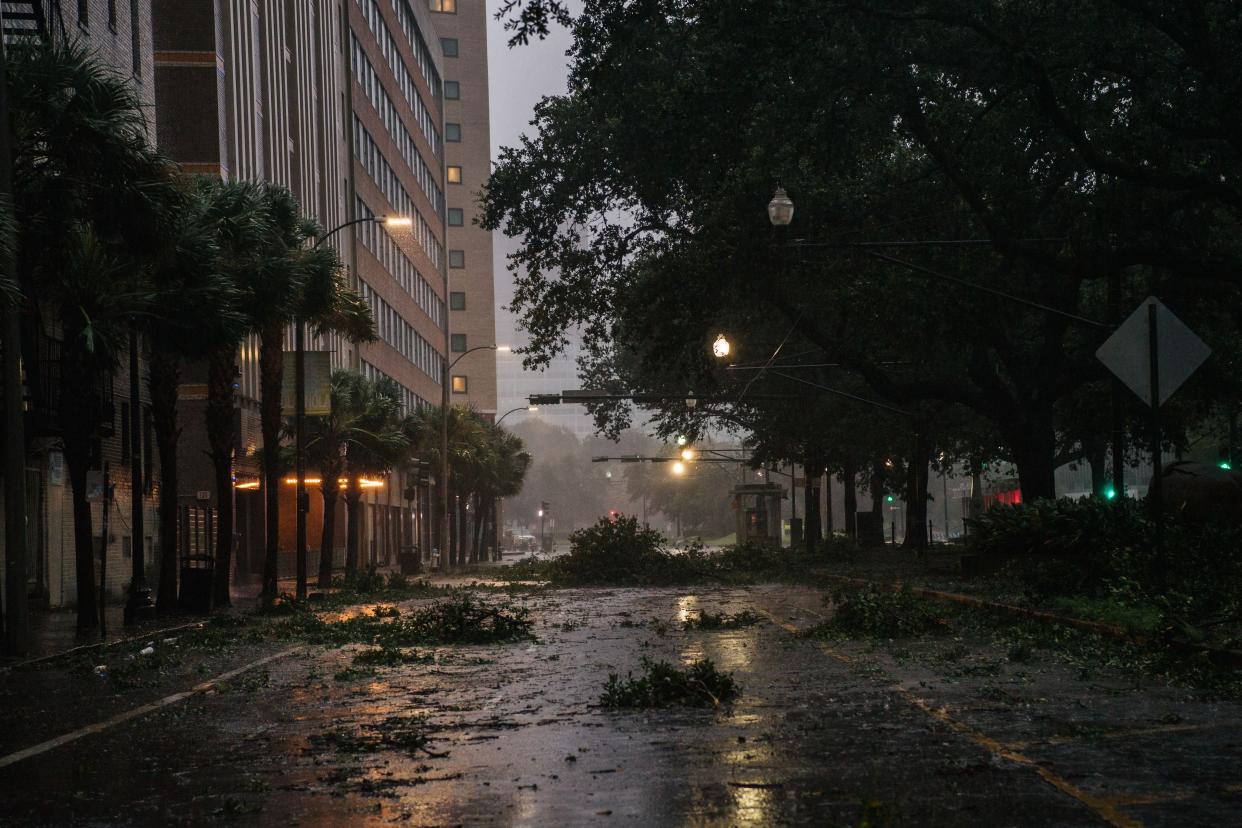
[1,584,1240,826]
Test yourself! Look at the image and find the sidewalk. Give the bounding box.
[4,554,525,667]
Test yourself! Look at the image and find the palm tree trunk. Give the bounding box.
[61,347,98,630]
[258,324,283,599]
[207,347,236,606]
[448,489,459,568]
[149,349,180,613]
[65,440,97,630]
[472,495,484,563]
[345,475,362,575]
[318,470,340,588]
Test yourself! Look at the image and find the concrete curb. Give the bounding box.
[816,573,1242,669]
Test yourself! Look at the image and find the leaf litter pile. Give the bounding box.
[601,657,740,709]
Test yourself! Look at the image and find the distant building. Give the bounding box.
[429,0,498,418]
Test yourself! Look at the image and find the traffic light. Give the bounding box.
[1104,486,1117,500]
[608,509,620,523]
[885,494,895,503]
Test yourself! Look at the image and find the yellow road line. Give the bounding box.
[0,647,299,771]
[761,609,1142,828]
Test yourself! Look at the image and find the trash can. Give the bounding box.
[179,554,215,614]
[399,545,422,575]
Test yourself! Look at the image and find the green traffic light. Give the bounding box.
[1104,486,1116,500]
[1219,461,1232,470]
[885,495,895,503]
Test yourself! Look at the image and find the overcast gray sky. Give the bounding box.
[487,3,576,333]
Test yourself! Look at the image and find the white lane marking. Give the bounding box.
[0,647,299,770]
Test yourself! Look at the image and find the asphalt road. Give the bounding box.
[0,584,1238,826]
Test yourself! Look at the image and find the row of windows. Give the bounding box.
[358,282,444,386]
[361,360,430,414]
[356,0,442,155]
[77,0,143,78]
[355,197,444,329]
[354,116,443,270]
[387,0,444,97]
[352,35,443,212]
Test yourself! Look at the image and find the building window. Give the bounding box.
[445,123,461,142]
[77,0,88,26]
[447,166,463,184]
[130,0,142,77]
[108,0,117,28]
[429,0,457,13]
[450,291,466,310]
[444,81,460,100]
[449,250,465,269]
[451,333,467,352]
[441,37,458,57]
[447,208,464,226]
[451,375,467,394]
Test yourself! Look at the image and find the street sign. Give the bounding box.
[281,351,332,416]
[1095,297,1210,408]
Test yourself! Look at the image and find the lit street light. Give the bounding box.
[712,333,731,358]
[767,186,794,226]
[672,461,687,475]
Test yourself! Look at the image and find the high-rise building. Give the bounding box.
[153,0,450,580]
[426,0,497,417]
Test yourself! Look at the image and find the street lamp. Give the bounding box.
[712,334,731,358]
[768,186,794,226]
[672,460,687,475]
[680,448,696,461]
[288,214,411,598]
[495,404,537,426]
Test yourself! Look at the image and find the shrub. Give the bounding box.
[812,585,949,639]
[600,657,739,708]
[547,517,702,585]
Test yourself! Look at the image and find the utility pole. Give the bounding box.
[0,19,30,654]
[294,320,307,599]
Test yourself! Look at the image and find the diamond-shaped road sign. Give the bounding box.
[1096,297,1211,408]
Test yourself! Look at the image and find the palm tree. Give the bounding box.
[142,178,244,613]
[305,371,405,586]
[475,427,531,561]
[197,181,373,603]
[409,404,492,567]
[8,40,180,629]
[338,376,410,574]
[195,179,274,607]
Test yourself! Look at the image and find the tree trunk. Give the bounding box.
[149,349,180,613]
[61,335,99,630]
[66,443,97,630]
[345,476,362,575]
[803,455,822,554]
[870,458,887,545]
[318,478,339,588]
[258,323,283,599]
[902,433,930,551]
[448,489,459,568]
[472,494,485,563]
[843,457,858,538]
[1087,438,1109,498]
[1008,409,1058,502]
[207,347,236,606]
[824,473,834,535]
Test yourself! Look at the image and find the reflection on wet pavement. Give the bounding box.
[1,584,1238,826]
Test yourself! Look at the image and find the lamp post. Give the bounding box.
[495,404,536,426]
[439,344,510,568]
[300,215,409,597]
